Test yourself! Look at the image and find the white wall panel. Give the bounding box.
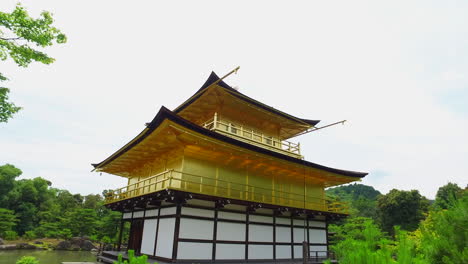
[182,207,214,218]
[309,245,328,257]
[160,207,177,216]
[145,209,158,217]
[133,211,144,218]
[276,217,291,225]
[155,218,175,258]
[293,228,307,243]
[276,245,292,259]
[248,245,273,259]
[308,220,326,228]
[218,211,245,221]
[293,245,303,258]
[123,212,132,219]
[140,219,157,255]
[217,222,245,241]
[179,218,213,240]
[178,242,212,260]
[309,229,327,244]
[216,244,245,259]
[276,226,291,243]
[293,219,307,226]
[249,215,273,223]
[249,224,273,242]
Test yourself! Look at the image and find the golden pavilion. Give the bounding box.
[92,68,367,263]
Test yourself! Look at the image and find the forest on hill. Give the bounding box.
[0,164,123,243]
[1,163,467,263]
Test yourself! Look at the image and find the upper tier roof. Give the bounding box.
[173,72,320,139]
[92,106,367,179]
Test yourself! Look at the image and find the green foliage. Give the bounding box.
[434,182,463,210]
[418,191,468,264]
[0,208,18,236]
[113,250,152,264]
[15,256,39,264]
[327,183,381,200]
[23,230,36,240]
[326,184,381,220]
[58,228,72,239]
[4,230,18,240]
[0,87,20,122]
[0,4,66,123]
[0,163,123,241]
[330,218,426,263]
[377,189,429,234]
[0,164,22,206]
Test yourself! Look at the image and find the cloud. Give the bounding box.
[1,0,467,199]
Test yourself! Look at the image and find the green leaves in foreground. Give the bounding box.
[114,250,154,264]
[0,4,67,67]
[0,87,21,123]
[0,4,67,122]
[15,256,39,264]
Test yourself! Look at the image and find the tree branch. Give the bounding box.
[0,37,23,41]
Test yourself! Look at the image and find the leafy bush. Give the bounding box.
[113,250,153,264]
[58,228,72,239]
[101,236,112,244]
[16,256,39,264]
[418,192,468,264]
[329,218,426,263]
[23,230,36,240]
[4,230,18,240]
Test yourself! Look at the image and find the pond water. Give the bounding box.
[0,250,97,264]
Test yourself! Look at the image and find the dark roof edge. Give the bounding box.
[174,72,321,127]
[93,107,367,178]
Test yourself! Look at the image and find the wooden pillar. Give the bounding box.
[172,204,182,260]
[117,213,124,251]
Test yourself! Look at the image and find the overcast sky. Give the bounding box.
[1,0,467,199]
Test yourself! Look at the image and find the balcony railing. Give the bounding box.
[104,170,349,214]
[202,113,302,159]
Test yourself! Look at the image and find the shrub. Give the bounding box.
[16,256,39,264]
[58,228,72,239]
[4,230,18,240]
[114,250,152,264]
[23,230,36,240]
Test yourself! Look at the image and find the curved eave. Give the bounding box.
[173,72,320,127]
[93,107,367,179]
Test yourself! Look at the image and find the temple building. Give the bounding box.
[92,68,367,263]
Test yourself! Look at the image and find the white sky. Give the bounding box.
[1,0,467,199]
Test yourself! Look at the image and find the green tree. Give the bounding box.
[418,191,468,263]
[377,189,429,234]
[0,164,22,206]
[326,184,381,220]
[0,4,66,122]
[0,208,18,237]
[434,182,463,210]
[66,208,97,236]
[329,218,426,264]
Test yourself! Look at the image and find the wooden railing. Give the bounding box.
[202,113,302,158]
[104,170,349,214]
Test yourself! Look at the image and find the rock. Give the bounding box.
[103,243,113,251]
[0,244,17,250]
[70,245,81,251]
[34,241,43,244]
[81,240,96,251]
[0,238,4,245]
[16,243,37,249]
[56,240,71,250]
